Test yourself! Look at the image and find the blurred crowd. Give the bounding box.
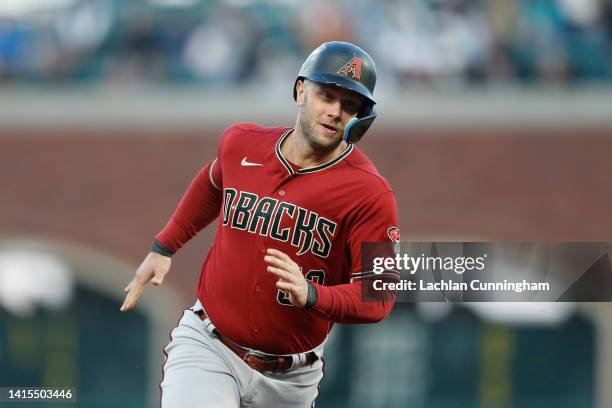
[0,0,611,89]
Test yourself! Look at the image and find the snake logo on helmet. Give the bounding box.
[293,41,377,144]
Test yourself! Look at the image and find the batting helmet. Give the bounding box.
[293,41,377,144]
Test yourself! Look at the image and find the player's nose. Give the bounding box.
[325,100,342,120]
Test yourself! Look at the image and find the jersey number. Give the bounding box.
[276,269,325,306]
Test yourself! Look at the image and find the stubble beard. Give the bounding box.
[298,103,342,154]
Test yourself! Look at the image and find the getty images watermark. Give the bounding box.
[372,252,549,293]
[360,242,612,302]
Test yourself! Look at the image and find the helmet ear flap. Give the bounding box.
[343,108,377,144]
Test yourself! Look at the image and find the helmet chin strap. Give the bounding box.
[342,108,377,144]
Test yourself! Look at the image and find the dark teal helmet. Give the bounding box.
[293,41,378,143]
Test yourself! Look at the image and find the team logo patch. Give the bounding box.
[337,57,362,81]
[387,226,400,243]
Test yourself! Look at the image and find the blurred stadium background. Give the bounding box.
[1,0,611,407]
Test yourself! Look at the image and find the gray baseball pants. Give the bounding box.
[160,308,325,408]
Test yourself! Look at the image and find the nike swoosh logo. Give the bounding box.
[241,157,263,167]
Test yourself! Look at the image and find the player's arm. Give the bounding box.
[153,158,223,255]
[265,249,396,323]
[121,158,223,312]
[306,275,396,323]
[266,190,400,323]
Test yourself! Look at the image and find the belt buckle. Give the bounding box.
[242,351,259,369]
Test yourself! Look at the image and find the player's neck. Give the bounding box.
[282,129,348,169]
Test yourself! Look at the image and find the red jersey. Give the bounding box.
[157,123,399,354]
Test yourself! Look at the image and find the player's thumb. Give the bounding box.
[151,269,166,286]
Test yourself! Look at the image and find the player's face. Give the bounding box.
[296,80,363,150]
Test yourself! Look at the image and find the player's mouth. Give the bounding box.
[320,123,339,136]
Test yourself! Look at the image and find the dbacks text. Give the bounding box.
[222,188,337,258]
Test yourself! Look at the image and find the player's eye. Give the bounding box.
[343,102,360,115]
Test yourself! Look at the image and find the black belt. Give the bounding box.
[192,309,318,373]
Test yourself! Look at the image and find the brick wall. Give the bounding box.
[2,127,611,299]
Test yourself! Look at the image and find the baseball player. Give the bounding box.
[121,41,400,408]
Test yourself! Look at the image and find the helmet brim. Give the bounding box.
[293,74,376,106]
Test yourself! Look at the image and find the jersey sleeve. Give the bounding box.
[154,160,222,253]
[153,126,232,253]
[310,190,400,323]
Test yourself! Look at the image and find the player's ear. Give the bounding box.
[295,79,306,107]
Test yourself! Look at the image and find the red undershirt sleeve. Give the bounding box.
[154,158,223,254]
[310,190,400,323]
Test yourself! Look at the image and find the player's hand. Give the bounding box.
[264,248,308,307]
[120,252,171,312]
